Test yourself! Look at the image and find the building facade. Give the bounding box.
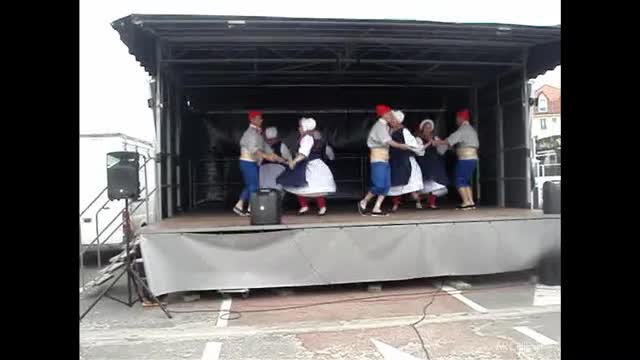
[531,84,561,202]
[532,84,561,140]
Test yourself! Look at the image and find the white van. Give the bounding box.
[80,133,156,250]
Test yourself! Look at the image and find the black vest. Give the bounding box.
[308,138,326,161]
[389,128,412,187]
[276,136,321,188]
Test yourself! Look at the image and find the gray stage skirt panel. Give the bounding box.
[140,218,560,295]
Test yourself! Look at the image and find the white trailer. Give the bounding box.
[80,133,156,251]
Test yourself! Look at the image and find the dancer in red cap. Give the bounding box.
[358,105,411,216]
[233,111,286,216]
[432,109,479,209]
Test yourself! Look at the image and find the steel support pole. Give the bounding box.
[521,49,532,208]
[165,83,174,218]
[154,45,164,220]
[175,88,182,212]
[471,87,480,203]
[188,159,193,209]
[496,76,506,208]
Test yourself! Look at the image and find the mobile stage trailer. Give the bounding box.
[111,14,561,295]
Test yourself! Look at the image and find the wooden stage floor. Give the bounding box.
[142,206,557,234]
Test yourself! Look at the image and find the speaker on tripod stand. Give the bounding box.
[80,151,171,321]
[107,151,141,201]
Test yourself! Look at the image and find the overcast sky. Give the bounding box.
[80,0,561,142]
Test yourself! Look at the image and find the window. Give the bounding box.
[552,117,558,123]
[538,95,548,112]
[540,118,547,130]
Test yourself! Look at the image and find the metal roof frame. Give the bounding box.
[112,14,560,89]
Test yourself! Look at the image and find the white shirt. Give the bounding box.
[298,135,314,157]
[367,119,392,149]
[446,122,479,149]
[239,125,271,159]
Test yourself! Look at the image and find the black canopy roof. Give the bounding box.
[112,14,560,88]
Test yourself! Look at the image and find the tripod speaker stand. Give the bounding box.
[80,151,172,321]
[80,199,172,321]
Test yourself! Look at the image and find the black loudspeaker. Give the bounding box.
[107,151,140,200]
[250,189,282,225]
[537,249,561,286]
[542,180,561,214]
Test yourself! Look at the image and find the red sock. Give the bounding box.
[297,196,308,208]
[316,197,326,208]
[392,196,401,206]
[428,194,436,207]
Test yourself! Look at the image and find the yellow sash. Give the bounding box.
[456,147,478,160]
[240,149,256,162]
[370,148,389,162]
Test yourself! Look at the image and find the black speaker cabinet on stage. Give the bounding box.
[107,151,140,201]
[542,180,561,214]
[250,189,282,225]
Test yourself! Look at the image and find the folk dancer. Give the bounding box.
[276,118,336,216]
[432,109,479,209]
[358,105,411,216]
[259,126,293,192]
[233,111,286,216]
[415,119,450,209]
[386,111,424,212]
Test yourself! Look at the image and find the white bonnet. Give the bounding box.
[392,110,405,123]
[419,119,435,130]
[265,126,278,139]
[299,117,317,132]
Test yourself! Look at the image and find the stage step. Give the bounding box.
[109,248,138,263]
[81,239,144,295]
[99,261,125,275]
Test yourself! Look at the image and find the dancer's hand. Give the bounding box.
[288,160,296,170]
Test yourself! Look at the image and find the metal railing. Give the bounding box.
[536,163,561,177]
[79,188,156,291]
[188,154,368,207]
[79,155,155,291]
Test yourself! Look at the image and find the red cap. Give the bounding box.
[248,110,263,121]
[456,109,470,121]
[376,104,392,117]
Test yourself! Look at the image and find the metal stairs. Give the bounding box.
[79,238,143,296]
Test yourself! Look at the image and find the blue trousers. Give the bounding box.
[239,160,259,202]
[370,161,391,196]
[455,159,478,188]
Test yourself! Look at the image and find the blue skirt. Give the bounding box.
[276,160,308,188]
[417,150,449,187]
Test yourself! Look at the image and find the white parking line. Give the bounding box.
[200,297,232,360]
[216,297,233,328]
[201,341,222,360]
[441,285,489,313]
[513,326,558,345]
[371,339,421,360]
